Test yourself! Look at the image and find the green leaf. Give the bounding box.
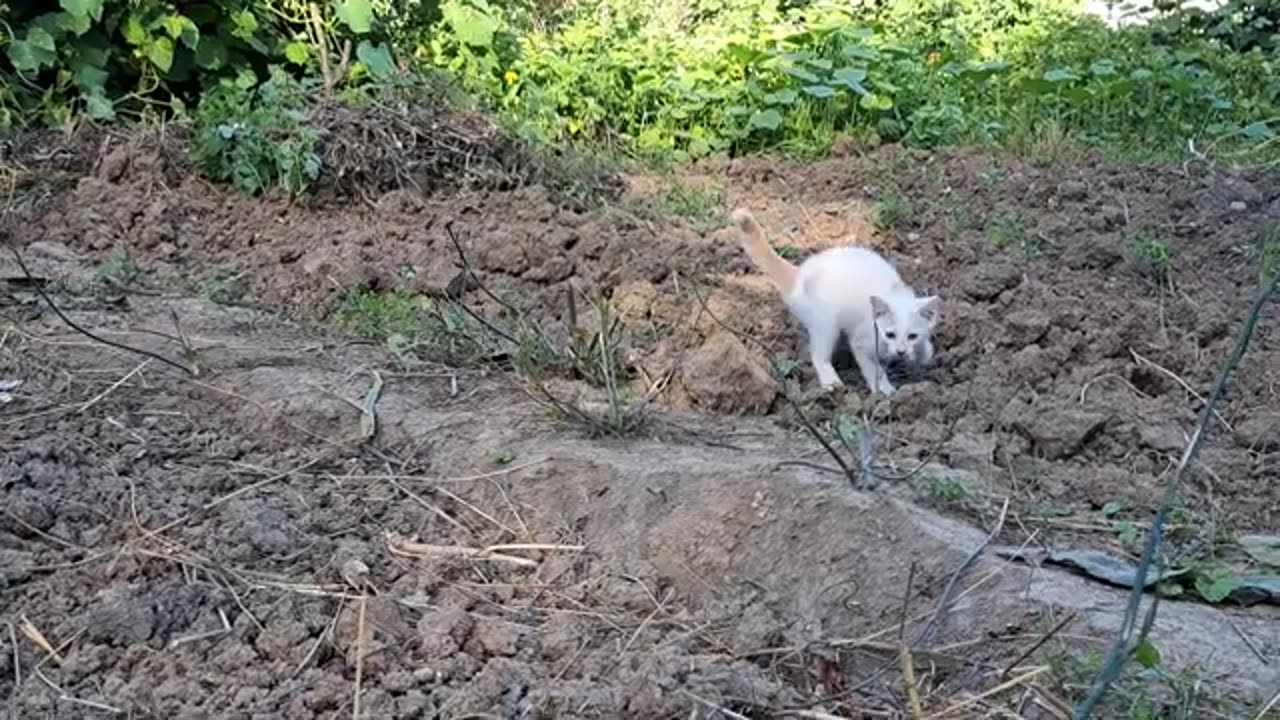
[1089,59,1117,77]
[1043,68,1078,83]
[84,92,115,120]
[1239,535,1280,566]
[783,65,820,83]
[1133,639,1161,669]
[1195,567,1241,603]
[963,61,1011,79]
[123,15,148,45]
[748,108,783,131]
[835,415,862,442]
[72,62,108,91]
[147,37,174,72]
[60,0,104,21]
[832,67,868,94]
[160,14,200,48]
[859,93,893,111]
[57,10,93,35]
[231,10,259,40]
[1101,500,1123,518]
[842,44,878,61]
[7,28,59,72]
[763,88,798,106]
[1240,122,1275,140]
[335,0,374,34]
[284,41,311,65]
[441,0,498,47]
[356,40,395,77]
[802,84,835,99]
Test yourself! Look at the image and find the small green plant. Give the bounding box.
[191,67,322,196]
[334,287,426,342]
[917,472,969,504]
[987,210,1040,258]
[1192,565,1241,603]
[198,268,250,305]
[944,202,973,241]
[1126,231,1176,289]
[872,188,913,231]
[94,247,141,289]
[643,178,724,231]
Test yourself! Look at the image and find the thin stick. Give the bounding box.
[352,593,368,720]
[294,597,346,678]
[135,455,328,544]
[385,534,538,567]
[914,497,1009,646]
[677,688,750,720]
[6,620,19,688]
[1229,620,1270,666]
[899,642,925,719]
[1000,611,1076,678]
[384,477,471,536]
[1129,348,1232,431]
[1253,688,1280,720]
[77,360,149,413]
[430,484,516,535]
[927,666,1049,719]
[1077,267,1279,719]
[5,243,194,375]
[169,608,232,649]
[32,664,124,715]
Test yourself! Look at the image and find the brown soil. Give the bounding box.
[2,128,1280,718]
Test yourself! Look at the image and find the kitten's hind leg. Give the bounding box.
[807,321,843,389]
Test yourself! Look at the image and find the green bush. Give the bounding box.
[423,0,1280,161]
[190,67,322,196]
[0,0,403,129]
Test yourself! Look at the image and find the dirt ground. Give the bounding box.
[2,127,1280,718]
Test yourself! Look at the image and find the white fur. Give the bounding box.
[782,246,939,394]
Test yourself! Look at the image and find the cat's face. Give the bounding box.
[870,294,940,366]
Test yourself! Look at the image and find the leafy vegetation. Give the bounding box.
[0,0,401,128]
[424,0,1280,162]
[191,68,321,195]
[5,0,1277,172]
[1126,230,1176,289]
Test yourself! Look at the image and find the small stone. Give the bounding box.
[1229,201,1247,212]
[1058,180,1088,201]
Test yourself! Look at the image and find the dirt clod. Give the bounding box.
[680,331,778,414]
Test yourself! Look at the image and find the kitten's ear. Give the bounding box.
[918,296,941,327]
[870,295,892,319]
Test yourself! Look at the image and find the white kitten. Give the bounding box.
[730,208,940,395]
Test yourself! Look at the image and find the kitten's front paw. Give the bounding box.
[875,378,896,396]
[815,366,844,389]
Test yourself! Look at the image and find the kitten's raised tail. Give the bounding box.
[731,208,798,293]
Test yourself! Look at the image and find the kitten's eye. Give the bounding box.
[884,331,896,339]
[907,333,918,341]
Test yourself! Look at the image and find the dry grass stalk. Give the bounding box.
[385,532,583,567]
[17,614,62,665]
